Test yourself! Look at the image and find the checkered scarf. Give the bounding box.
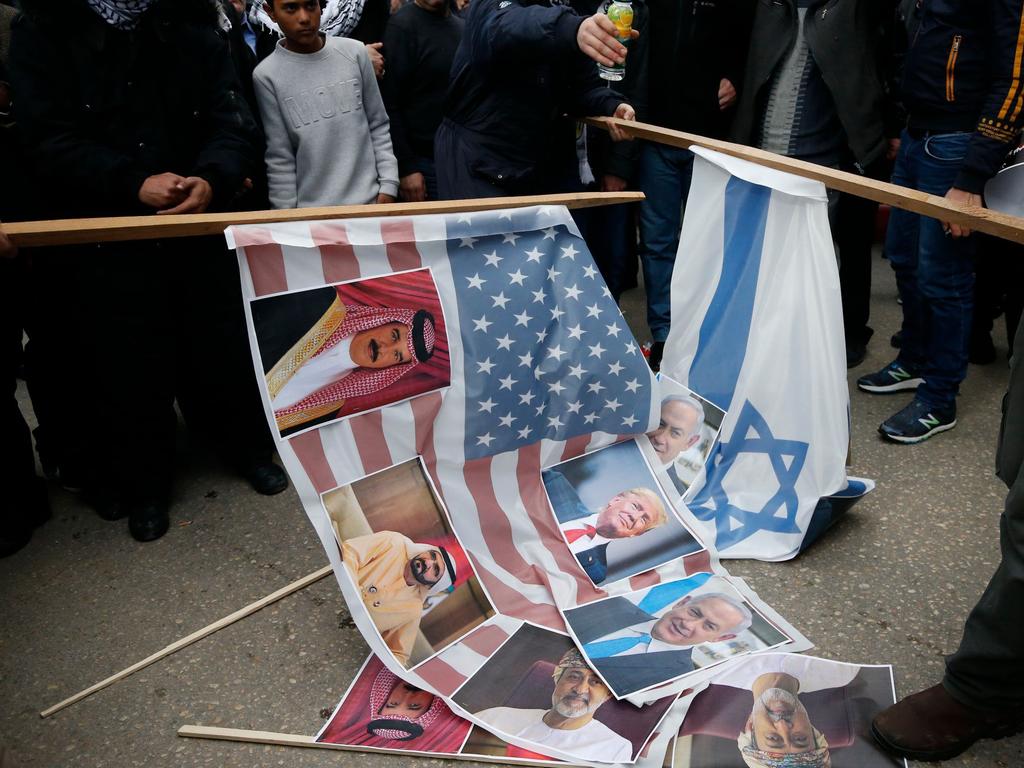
[249,0,368,39]
[272,305,434,420]
[366,666,446,741]
[85,0,159,29]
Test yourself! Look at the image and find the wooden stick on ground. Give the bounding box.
[176,724,573,766]
[40,565,333,718]
[587,117,1024,245]
[5,192,644,248]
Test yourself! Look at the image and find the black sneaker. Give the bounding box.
[857,360,924,394]
[879,399,956,444]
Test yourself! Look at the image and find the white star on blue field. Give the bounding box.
[445,208,652,460]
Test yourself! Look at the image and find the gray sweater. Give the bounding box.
[254,37,400,209]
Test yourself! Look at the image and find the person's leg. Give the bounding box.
[173,238,284,495]
[582,202,631,302]
[885,133,927,372]
[858,133,927,394]
[906,132,975,412]
[970,234,1000,364]
[872,314,1024,762]
[944,312,1024,708]
[836,190,878,366]
[0,258,50,557]
[636,142,686,356]
[84,244,177,539]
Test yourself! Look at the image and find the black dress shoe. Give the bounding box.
[241,460,289,496]
[128,502,170,542]
[872,684,1024,762]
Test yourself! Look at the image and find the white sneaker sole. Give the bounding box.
[858,377,925,394]
[881,419,957,444]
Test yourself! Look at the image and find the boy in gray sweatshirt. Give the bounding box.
[253,0,399,209]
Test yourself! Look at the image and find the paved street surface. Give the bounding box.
[2,252,1021,768]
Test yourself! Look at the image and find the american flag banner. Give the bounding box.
[228,204,810,761]
[229,206,720,676]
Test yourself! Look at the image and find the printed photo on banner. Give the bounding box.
[639,377,726,502]
[541,440,705,587]
[317,654,569,765]
[672,654,906,768]
[316,655,473,753]
[250,268,451,438]
[322,457,496,669]
[451,623,679,765]
[562,574,791,699]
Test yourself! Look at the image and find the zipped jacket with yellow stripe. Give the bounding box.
[901,0,1024,192]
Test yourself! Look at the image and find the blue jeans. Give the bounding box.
[637,142,694,342]
[886,129,976,409]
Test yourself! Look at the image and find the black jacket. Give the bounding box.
[645,0,753,139]
[10,0,261,219]
[730,0,899,170]
[443,0,625,179]
[902,0,1024,193]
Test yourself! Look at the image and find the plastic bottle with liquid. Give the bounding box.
[598,0,633,81]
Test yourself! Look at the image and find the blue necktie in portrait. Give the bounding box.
[583,633,651,658]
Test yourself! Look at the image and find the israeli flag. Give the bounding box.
[663,148,873,561]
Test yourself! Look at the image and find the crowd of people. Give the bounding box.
[2,0,1024,760]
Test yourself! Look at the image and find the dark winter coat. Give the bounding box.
[730,0,899,170]
[10,0,261,219]
[901,0,1024,193]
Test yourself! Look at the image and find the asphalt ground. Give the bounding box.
[2,250,1021,768]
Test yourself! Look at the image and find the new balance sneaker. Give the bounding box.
[857,360,924,393]
[879,399,956,444]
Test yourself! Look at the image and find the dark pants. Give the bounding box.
[886,129,976,409]
[944,312,1024,710]
[41,237,272,505]
[836,190,879,347]
[574,201,636,302]
[973,234,1024,353]
[0,257,43,541]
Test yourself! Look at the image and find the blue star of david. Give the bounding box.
[688,400,809,550]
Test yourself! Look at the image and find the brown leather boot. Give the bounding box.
[871,684,1024,762]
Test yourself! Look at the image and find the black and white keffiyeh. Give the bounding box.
[85,0,159,29]
[249,0,367,39]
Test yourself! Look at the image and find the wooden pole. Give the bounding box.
[176,724,576,766]
[587,117,1024,245]
[39,565,334,718]
[5,192,644,248]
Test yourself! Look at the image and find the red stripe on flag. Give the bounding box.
[289,430,338,495]
[459,624,511,658]
[516,443,607,606]
[349,411,393,475]
[245,243,288,297]
[382,219,421,272]
[464,457,546,587]
[420,453,563,629]
[411,392,443,459]
[683,549,712,575]
[415,657,467,697]
[629,570,663,591]
[560,434,591,463]
[309,222,360,284]
[466,558,564,629]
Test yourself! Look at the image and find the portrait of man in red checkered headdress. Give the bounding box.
[253,269,451,435]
